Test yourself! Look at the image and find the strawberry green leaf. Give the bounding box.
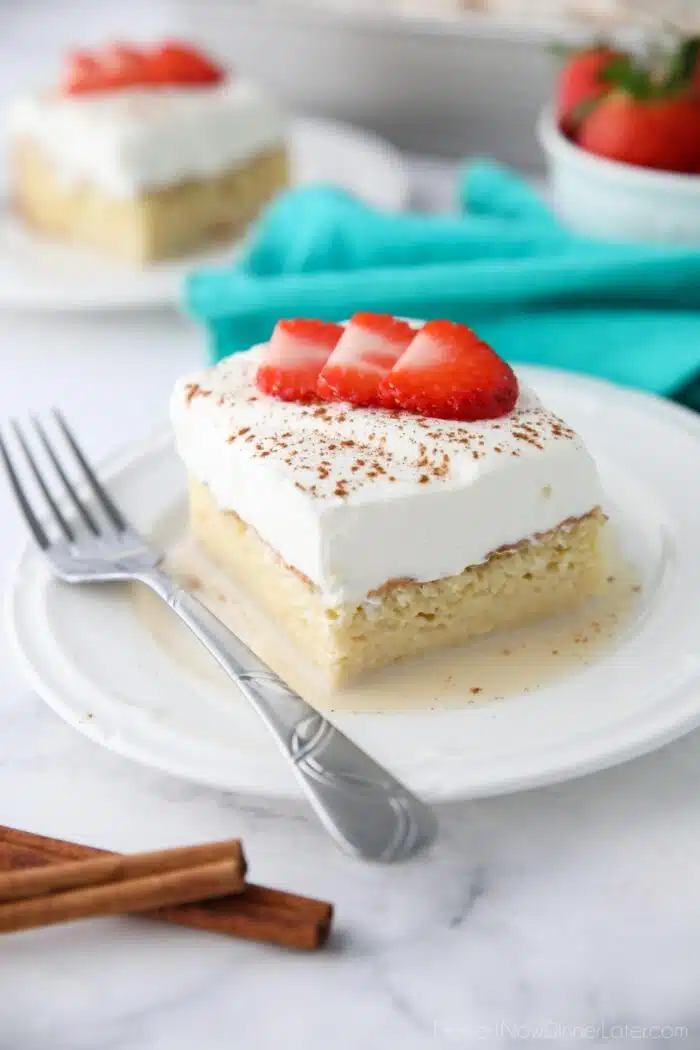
[600,55,654,98]
[664,35,700,90]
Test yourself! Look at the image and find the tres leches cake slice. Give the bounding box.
[171,315,606,684]
[8,41,288,263]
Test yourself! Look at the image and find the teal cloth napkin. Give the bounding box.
[184,160,700,396]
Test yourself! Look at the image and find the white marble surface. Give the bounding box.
[0,159,699,1050]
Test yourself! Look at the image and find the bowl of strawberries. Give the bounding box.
[538,35,700,242]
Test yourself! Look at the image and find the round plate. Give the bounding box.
[0,116,408,312]
[6,368,700,801]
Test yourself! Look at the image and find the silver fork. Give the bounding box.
[1,412,437,863]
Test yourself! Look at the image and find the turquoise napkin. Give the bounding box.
[184,160,700,397]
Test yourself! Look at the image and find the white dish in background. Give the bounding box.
[175,1,648,168]
[7,367,700,802]
[538,108,700,244]
[0,116,408,313]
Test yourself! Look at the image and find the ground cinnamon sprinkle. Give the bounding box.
[204,370,583,499]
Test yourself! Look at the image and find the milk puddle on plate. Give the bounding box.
[132,506,642,714]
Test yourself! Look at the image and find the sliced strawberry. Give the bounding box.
[147,41,224,87]
[317,313,415,407]
[256,319,344,402]
[379,320,518,422]
[61,51,107,95]
[99,43,149,89]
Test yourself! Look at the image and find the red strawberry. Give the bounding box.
[578,91,700,173]
[668,35,700,95]
[256,319,344,402]
[572,37,700,173]
[147,41,224,87]
[99,43,149,89]
[556,47,623,136]
[379,320,518,422]
[61,51,106,95]
[317,313,415,407]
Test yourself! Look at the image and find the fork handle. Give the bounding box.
[139,570,437,863]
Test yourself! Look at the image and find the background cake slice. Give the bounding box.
[8,42,288,263]
[171,316,606,684]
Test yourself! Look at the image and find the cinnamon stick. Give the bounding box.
[0,839,245,903]
[0,857,244,935]
[0,826,333,950]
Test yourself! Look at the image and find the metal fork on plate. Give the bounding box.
[1,412,437,863]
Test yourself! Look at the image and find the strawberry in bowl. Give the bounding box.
[555,45,626,139]
[539,36,700,243]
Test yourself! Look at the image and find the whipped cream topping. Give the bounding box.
[8,79,285,198]
[171,345,604,606]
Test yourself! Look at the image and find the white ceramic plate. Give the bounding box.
[0,116,408,312]
[6,367,700,801]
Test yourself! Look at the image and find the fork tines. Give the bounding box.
[0,412,126,548]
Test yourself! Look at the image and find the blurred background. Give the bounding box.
[2,0,699,174]
[4,0,700,406]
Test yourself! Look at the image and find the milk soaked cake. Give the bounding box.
[171,314,606,683]
[8,42,288,263]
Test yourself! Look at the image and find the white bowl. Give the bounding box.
[537,108,700,243]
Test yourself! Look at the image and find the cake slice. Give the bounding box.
[8,42,288,263]
[171,316,606,684]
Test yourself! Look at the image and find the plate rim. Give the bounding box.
[6,365,700,801]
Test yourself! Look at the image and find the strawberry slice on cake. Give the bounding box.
[148,41,225,87]
[317,313,415,407]
[61,42,224,95]
[256,319,344,402]
[379,319,519,422]
[61,52,107,95]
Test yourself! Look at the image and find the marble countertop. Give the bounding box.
[1,161,699,1050]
